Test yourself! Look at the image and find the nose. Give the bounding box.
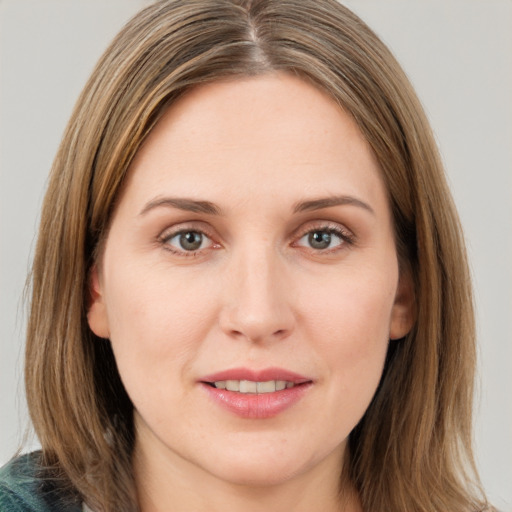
[219,246,295,344]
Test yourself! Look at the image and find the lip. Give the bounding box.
[201,367,312,384]
[199,367,313,419]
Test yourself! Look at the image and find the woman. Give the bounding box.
[0,0,493,510]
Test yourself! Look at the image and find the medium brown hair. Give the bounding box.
[25,0,489,510]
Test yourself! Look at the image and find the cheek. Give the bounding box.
[299,267,396,412]
[103,264,220,389]
[303,267,396,347]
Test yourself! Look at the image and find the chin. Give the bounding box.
[208,459,307,488]
[196,440,336,488]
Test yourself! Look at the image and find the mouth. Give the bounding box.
[199,368,313,419]
[204,379,302,393]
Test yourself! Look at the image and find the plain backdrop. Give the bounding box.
[1,0,511,509]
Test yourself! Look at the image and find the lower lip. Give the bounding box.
[201,383,312,419]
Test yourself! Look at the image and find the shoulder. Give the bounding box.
[0,452,82,512]
[0,452,44,511]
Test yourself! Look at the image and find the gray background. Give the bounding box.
[1,1,510,509]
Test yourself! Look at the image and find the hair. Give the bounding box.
[25,0,489,511]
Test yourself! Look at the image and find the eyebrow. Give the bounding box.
[293,195,375,215]
[139,197,222,216]
[139,194,374,217]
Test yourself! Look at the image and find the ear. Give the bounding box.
[87,265,110,339]
[389,267,415,340]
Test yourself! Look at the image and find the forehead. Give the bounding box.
[121,72,386,214]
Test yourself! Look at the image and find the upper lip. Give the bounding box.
[200,367,312,384]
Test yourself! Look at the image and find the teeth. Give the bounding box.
[257,381,275,393]
[276,381,286,391]
[214,380,293,394]
[239,380,257,393]
[225,380,240,392]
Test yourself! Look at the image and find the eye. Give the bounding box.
[163,230,213,253]
[296,227,351,251]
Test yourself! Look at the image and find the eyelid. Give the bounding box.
[158,222,220,256]
[292,221,355,250]
[156,219,355,257]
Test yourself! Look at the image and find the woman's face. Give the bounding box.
[88,73,413,488]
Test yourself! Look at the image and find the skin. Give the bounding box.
[88,72,414,512]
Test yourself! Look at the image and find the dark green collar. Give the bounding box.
[0,452,82,512]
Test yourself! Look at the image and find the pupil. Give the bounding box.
[309,231,331,249]
[180,232,202,251]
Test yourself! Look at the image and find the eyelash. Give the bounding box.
[158,225,218,257]
[293,223,355,253]
[158,222,355,257]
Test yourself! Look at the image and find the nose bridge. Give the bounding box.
[220,240,293,342]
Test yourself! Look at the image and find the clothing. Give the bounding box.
[0,453,82,512]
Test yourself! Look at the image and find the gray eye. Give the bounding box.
[308,231,333,250]
[165,230,209,252]
[297,229,344,251]
[178,231,203,251]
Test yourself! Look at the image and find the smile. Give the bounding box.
[211,380,295,393]
[200,368,313,419]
